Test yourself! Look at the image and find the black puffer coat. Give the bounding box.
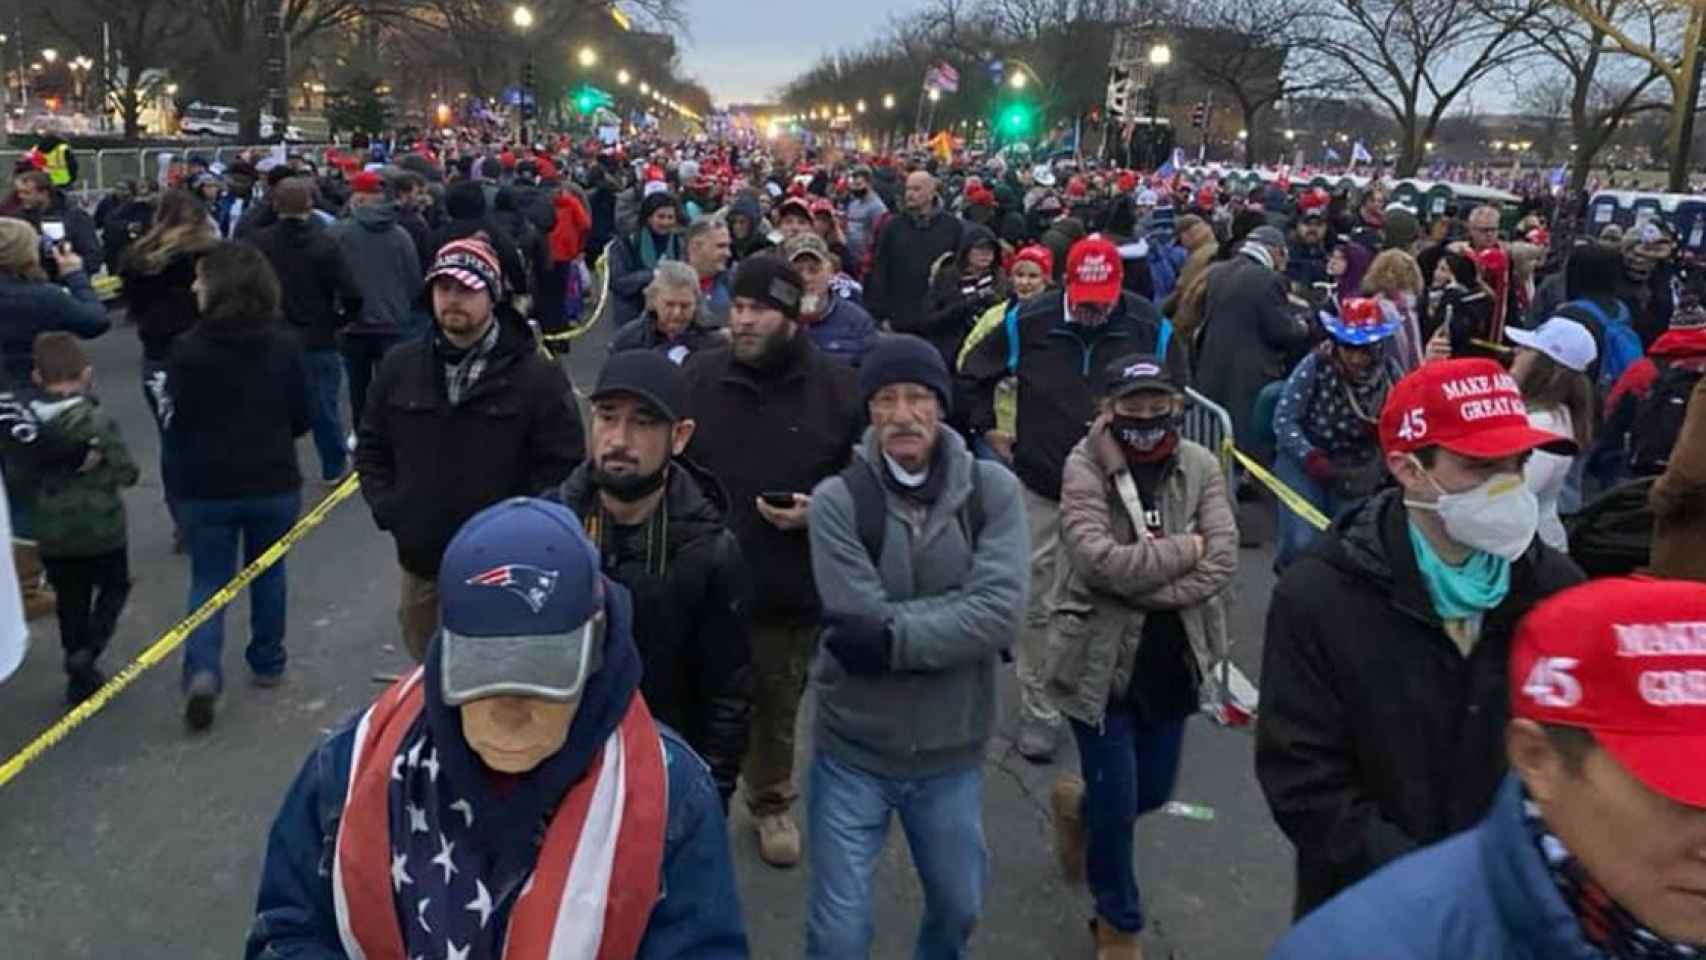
[553,458,753,802]
[1255,488,1583,920]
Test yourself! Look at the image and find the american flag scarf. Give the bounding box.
[332,668,668,959]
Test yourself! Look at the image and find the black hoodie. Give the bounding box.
[921,222,1007,365]
[869,200,964,335]
[552,458,752,801]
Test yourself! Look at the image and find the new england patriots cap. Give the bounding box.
[436,497,604,706]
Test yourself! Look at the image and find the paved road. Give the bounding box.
[0,317,1294,958]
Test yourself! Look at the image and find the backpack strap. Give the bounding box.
[1156,317,1174,366]
[839,461,888,568]
[961,459,986,548]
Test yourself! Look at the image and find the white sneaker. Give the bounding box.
[345,431,357,453]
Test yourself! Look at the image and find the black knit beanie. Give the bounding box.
[857,334,952,413]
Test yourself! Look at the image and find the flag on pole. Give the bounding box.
[1158,147,1184,177]
[935,61,960,93]
[1325,146,1343,165]
[1549,164,1568,188]
[1350,140,1373,165]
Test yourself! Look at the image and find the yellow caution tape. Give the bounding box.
[1223,441,1332,532]
[0,472,364,789]
[539,246,611,347]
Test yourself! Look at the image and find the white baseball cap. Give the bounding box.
[1506,317,1599,373]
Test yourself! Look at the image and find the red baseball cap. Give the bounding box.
[1378,357,1577,459]
[1065,235,1124,306]
[1511,577,1706,806]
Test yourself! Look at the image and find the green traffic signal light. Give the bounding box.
[1001,103,1031,134]
[577,91,597,113]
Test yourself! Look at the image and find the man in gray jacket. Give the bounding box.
[804,334,1029,959]
[329,170,423,429]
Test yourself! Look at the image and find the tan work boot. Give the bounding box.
[754,811,801,867]
[1051,774,1087,884]
[14,541,54,621]
[1093,919,1144,960]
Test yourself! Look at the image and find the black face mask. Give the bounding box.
[1110,412,1178,452]
[590,462,668,503]
[852,186,869,197]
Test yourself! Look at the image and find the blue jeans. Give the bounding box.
[303,348,347,480]
[1273,450,1344,571]
[179,491,301,690]
[1068,711,1187,934]
[806,752,989,959]
[340,333,401,429]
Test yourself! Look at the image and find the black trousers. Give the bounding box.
[41,547,131,673]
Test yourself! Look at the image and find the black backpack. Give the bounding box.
[1628,359,1703,476]
[838,459,986,569]
[1565,476,1656,577]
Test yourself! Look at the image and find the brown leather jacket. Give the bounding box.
[1043,417,1239,727]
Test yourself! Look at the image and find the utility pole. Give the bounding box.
[263,0,288,141]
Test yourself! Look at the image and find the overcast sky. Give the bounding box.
[679,0,922,106]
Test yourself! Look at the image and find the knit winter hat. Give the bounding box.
[857,334,952,413]
[427,235,503,301]
[731,255,804,319]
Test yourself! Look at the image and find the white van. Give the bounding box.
[179,102,239,138]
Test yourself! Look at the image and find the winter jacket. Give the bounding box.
[18,392,138,557]
[354,315,585,577]
[606,230,684,330]
[1286,236,1330,289]
[98,198,152,275]
[1272,346,1400,464]
[724,192,772,263]
[0,272,110,384]
[1270,776,1607,959]
[1160,240,1218,329]
[554,459,753,802]
[1194,252,1314,450]
[1650,373,1706,582]
[867,204,964,332]
[245,594,749,960]
[1045,421,1237,728]
[609,306,728,363]
[248,217,351,352]
[808,428,1028,780]
[802,293,878,367]
[1256,488,1584,919]
[682,334,860,625]
[842,189,888,268]
[328,202,422,337]
[163,325,310,500]
[124,247,211,363]
[961,288,1187,501]
[919,224,1007,366]
[1605,327,1706,416]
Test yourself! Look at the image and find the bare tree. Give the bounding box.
[1557,0,1703,191]
[1305,0,1544,175]
[1171,0,1327,165]
[38,0,191,139]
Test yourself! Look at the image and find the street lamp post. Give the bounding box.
[1146,42,1171,168]
[511,5,533,142]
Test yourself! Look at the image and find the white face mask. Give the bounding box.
[1404,461,1538,561]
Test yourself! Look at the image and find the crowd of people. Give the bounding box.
[0,123,1703,960]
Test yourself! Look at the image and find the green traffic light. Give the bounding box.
[1001,104,1031,134]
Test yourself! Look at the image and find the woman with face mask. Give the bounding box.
[958,244,1053,462]
[1044,352,1238,960]
[1271,297,1406,569]
[1506,317,1598,550]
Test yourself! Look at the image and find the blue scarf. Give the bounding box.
[1407,521,1510,621]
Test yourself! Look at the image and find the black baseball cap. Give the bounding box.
[590,350,686,422]
[1102,353,1180,399]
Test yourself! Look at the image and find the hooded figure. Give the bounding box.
[606,192,684,329]
[921,223,1009,368]
[724,190,773,262]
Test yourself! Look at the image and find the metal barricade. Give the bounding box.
[95,148,143,193]
[1182,386,1237,483]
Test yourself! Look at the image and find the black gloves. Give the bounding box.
[823,611,892,677]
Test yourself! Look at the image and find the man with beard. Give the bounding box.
[682,255,860,867]
[803,335,1028,957]
[355,237,585,661]
[842,165,888,275]
[552,350,752,808]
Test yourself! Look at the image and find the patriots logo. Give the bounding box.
[466,564,560,614]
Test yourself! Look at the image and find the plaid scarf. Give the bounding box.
[1522,792,1704,959]
[438,320,500,407]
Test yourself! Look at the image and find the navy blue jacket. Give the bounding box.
[802,295,878,367]
[0,272,109,385]
[1271,775,1605,959]
[246,583,749,959]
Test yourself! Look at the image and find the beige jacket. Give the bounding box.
[1043,417,1239,727]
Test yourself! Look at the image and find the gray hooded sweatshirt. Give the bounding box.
[807,427,1030,779]
[327,200,423,336]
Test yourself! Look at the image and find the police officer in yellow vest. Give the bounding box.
[31,133,77,188]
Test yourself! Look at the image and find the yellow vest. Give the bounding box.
[41,144,71,186]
